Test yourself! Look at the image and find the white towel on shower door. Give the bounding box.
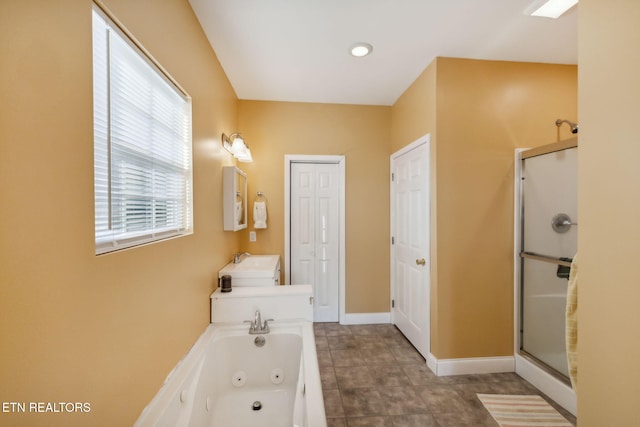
[254,201,267,229]
[566,253,578,390]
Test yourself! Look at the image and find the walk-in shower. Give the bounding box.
[514,138,577,415]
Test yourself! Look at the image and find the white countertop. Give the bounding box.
[211,284,312,299]
[218,254,280,278]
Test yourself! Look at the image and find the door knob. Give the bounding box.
[416,258,426,266]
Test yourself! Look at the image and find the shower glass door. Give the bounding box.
[520,144,577,379]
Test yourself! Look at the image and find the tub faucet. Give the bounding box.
[246,310,273,334]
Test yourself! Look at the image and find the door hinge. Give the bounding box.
[391,172,395,182]
[391,299,395,308]
[391,236,395,244]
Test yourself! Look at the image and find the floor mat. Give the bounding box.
[477,394,574,427]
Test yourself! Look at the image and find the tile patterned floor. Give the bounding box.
[314,322,577,427]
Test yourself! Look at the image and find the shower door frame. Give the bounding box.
[513,137,577,416]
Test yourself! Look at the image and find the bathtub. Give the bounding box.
[135,320,325,427]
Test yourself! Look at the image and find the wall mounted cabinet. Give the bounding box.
[223,166,247,231]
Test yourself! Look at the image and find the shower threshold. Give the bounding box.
[518,349,571,386]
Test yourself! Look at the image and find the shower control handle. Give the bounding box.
[552,213,577,233]
[416,258,426,266]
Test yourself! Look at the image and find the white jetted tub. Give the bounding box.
[135,285,325,427]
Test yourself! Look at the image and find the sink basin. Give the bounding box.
[219,255,281,286]
[232,255,279,272]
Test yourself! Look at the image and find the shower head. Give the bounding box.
[555,119,579,134]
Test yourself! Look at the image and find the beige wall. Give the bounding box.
[578,0,640,424]
[0,1,240,425]
[237,101,392,313]
[391,61,437,153]
[392,58,577,359]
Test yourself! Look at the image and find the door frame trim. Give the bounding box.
[390,134,431,356]
[284,154,346,323]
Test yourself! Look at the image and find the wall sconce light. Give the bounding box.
[222,132,253,163]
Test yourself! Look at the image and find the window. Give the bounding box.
[92,6,192,255]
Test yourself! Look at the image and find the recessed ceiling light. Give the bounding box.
[529,0,578,18]
[350,42,373,57]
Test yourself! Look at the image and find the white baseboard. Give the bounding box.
[427,353,515,377]
[340,312,391,325]
[426,353,438,373]
[427,353,576,416]
[515,354,576,416]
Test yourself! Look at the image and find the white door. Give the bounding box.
[391,136,430,357]
[290,162,340,322]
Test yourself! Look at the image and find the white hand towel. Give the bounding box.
[566,253,578,390]
[254,201,267,229]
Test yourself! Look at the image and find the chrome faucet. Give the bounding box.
[246,310,273,334]
[233,252,251,264]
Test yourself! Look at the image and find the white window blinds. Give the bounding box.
[92,7,193,255]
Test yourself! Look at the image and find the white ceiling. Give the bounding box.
[188,0,577,106]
